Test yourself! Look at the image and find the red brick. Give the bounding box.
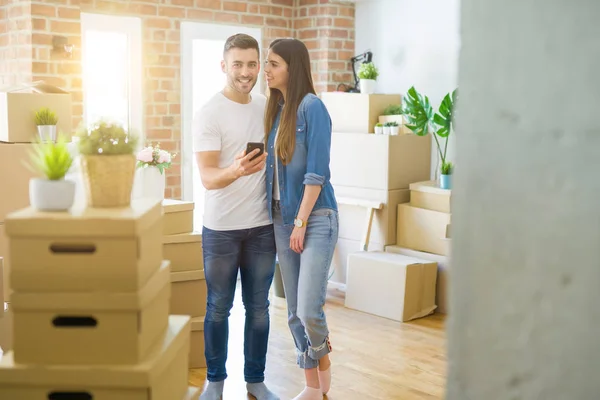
[272,0,293,6]
[159,6,186,18]
[196,0,221,9]
[242,15,264,25]
[215,12,240,23]
[32,18,47,31]
[187,9,213,20]
[31,3,56,17]
[266,17,288,28]
[58,7,80,19]
[224,1,247,12]
[146,18,172,29]
[334,17,353,28]
[50,21,80,34]
[171,0,194,6]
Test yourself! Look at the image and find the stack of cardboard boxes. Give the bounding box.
[162,199,206,368]
[0,82,73,303]
[321,92,443,323]
[387,181,452,313]
[0,198,201,398]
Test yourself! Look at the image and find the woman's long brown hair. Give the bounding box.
[264,38,316,165]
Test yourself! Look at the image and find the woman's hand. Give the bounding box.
[290,226,306,253]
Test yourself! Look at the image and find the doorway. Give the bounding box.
[180,22,262,230]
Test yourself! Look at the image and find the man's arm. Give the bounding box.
[195,149,267,190]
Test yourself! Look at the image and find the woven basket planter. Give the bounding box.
[80,154,136,208]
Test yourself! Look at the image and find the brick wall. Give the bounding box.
[1,0,355,199]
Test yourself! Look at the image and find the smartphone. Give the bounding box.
[246,142,265,161]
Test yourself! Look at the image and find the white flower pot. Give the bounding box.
[138,166,166,201]
[389,126,399,135]
[37,125,57,142]
[359,79,376,94]
[374,126,383,134]
[383,126,391,135]
[29,178,75,211]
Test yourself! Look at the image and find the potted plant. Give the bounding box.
[26,133,75,211]
[135,143,177,200]
[388,121,399,135]
[401,86,457,189]
[374,123,383,135]
[382,122,391,135]
[379,104,403,126]
[34,107,59,142]
[76,121,139,208]
[357,62,378,94]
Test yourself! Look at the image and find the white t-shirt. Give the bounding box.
[192,92,271,231]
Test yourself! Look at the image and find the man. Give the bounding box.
[192,34,279,400]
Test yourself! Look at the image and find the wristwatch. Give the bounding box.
[294,218,307,228]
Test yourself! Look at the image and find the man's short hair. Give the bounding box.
[223,33,260,56]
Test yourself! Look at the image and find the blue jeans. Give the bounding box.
[272,201,339,369]
[202,223,276,383]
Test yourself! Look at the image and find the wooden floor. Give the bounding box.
[188,285,447,399]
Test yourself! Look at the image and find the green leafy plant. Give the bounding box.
[401,86,458,174]
[76,120,139,156]
[34,107,58,126]
[441,161,453,175]
[382,104,402,115]
[375,123,383,127]
[26,133,73,180]
[357,62,378,80]
[387,121,399,127]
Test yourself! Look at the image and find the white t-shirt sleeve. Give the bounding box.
[192,106,221,152]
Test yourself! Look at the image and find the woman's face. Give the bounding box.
[264,50,289,92]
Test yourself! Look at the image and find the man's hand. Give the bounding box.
[230,148,267,178]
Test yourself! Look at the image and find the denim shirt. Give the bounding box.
[266,93,338,226]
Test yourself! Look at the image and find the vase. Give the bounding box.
[80,154,136,208]
[37,125,57,142]
[29,178,75,211]
[139,166,166,201]
[359,79,376,94]
[440,174,452,190]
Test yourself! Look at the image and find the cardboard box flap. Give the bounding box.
[404,262,438,320]
[5,198,162,237]
[0,314,190,387]
[1,81,69,94]
[10,260,170,311]
[163,231,202,245]
[170,269,204,283]
[190,316,205,332]
[409,180,451,196]
[163,199,194,214]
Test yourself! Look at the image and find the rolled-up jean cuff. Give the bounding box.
[303,172,325,186]
[296,350,319,369]
[296,338,332,369]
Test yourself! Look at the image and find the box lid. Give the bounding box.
[409,180,451,196]
[162,199,194,214]
[353,251,437,267]
[170,269,204,283]
[0,81,69,94]
[163,231,201,244]
[190,316,205,332]
[5,198,162,238]
[0,314,190,387]
[10,260,170,311]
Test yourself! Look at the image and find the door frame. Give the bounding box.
[180,22,263,202]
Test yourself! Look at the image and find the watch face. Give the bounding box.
[294,219,302,227]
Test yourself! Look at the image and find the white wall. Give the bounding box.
[448,0,600,398]
[355,0,461,176]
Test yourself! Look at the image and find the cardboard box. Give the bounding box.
[0,143,39,222]
[163,232,203,272]
[330,237,385,284]
[336,186,410,246]
[0,315,191,400]
[0,257,3,307]
[330,132,431,191]
[345,251,438,322]
[189,316,206,368]
[5,198,163,292]
[385,245,451,314]
[0,82,72,143]
[409,180,452,213]
[170,270,207,318]
[10,260,171,365]
[320,92,401,133]
[163,199,194,235]
[396,203,451,256]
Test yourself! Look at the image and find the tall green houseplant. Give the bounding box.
[401,86,457,189]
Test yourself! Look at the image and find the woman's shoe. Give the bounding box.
[292,386,322,400]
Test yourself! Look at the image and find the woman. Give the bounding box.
[263,38,339,400]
